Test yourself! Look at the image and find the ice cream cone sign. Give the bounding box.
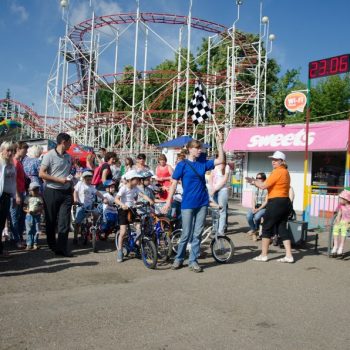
[284,92,307,113]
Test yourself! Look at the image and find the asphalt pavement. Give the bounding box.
[1,201,350,350]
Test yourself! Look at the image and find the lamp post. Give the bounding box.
[262,32,275,125]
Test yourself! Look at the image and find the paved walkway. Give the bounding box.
[1,200,349,350]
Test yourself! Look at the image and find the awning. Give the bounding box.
[157,135,210,149]
[224,120,349,152]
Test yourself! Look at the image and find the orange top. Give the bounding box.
[264,165,290,199]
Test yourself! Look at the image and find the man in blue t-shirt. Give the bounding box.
[163,135,225,272]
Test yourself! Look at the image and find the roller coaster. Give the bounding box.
[2,2,275,152]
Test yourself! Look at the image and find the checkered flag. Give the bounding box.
[188,80,213,125]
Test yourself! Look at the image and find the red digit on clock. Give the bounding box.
[339,55,349,73]
[309,61,318,78]
[318,59,327,76]
[329,57,339,74]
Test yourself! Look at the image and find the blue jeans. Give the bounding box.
[25,214,41,246]
[213,189,229,235]
[175,206,207,265]
[9,193,26,243]
[246,208,266,231]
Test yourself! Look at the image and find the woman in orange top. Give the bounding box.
[246,151,294,263]
[155,154,173,200]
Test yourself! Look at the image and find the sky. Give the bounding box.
[0,0,350,115]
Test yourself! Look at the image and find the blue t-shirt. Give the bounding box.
[172,159,215,209]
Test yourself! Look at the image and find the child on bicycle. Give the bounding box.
[23,182,44,250]
[138,171,156,202]
[73,170,105,243]
[332,189,350,257]
[114,170,154,263]
[101,180,119,233]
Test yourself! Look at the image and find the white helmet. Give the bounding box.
[124,169,142,180]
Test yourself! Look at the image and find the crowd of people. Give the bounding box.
[1,132,347,269]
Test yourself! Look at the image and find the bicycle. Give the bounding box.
[171,207,234,263]
[72,203,116,253]
[151,211,173,262]
[115,202,158,269]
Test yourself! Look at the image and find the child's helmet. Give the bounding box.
[140,170,153,179]
[103,179,115,188]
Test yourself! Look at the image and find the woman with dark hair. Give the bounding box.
[247,151,294,263]
[133,153,150,173]
[163,135,225,272]
[246,172,268,241]
[96,152,117,190]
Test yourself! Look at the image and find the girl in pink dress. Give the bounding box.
[332,190,350,258]
[155,154,173,200]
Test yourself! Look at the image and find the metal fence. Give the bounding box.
[305,185,342,230]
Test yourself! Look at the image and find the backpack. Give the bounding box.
[91,163,105,186]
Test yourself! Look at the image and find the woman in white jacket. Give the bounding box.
[209,155,230,235]
[0,141,17,257]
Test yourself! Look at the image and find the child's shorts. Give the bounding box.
[118,208,136,226]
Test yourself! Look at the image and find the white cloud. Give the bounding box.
[96,0,122,15]
[10,1,29,23]
[69,1,90,26]
[69,0,123,26]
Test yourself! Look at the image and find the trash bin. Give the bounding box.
[287,220,308,246]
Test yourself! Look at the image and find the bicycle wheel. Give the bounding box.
[91,227,98,253]
[115,232,129,257]
[157,218,173,261]
[170,229,182,254]
[201,226,212,245]
[141,237,158,269]
[211,236,234,263]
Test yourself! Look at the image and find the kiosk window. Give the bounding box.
[312,152,345,189]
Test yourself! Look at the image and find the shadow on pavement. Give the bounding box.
[0,238,100,277]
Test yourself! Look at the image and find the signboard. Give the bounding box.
[223,121,349,152]
[309,54,350,79]
[284,92,307,113]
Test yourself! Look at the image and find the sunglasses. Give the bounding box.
[256,177,262,180]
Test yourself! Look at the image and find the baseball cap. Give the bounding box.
[268,151,286,161]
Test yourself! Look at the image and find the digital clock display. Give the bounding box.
[309,54,350,79]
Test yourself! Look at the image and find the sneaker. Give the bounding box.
[188,262,203,273]
[25,245,33,250]
[16,242,25,249]
[277,256,294,263]
[171,260,183,270]
[253,255,268,262]
[116,250,123,263]
[33,244,39,250]
[247,230,255,236]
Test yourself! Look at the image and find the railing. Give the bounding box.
[304,185,343,230]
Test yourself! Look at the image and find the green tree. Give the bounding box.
[310,74,350,121]
[267,68,306,124]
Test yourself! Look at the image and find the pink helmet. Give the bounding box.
[339,190,350,202]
